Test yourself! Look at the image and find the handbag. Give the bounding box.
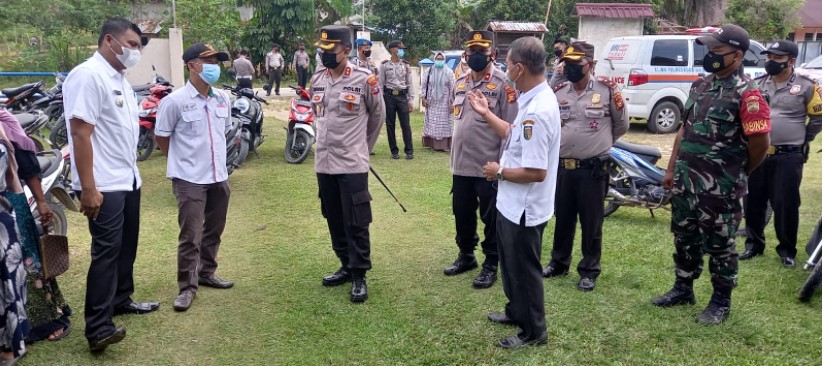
[38,226,69,279]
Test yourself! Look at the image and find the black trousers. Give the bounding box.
[549,165,608,279]
[297,66,308,88]
[236,77,252,90]
[266,68,282,94]
[497,213,547,340]
[317,173,372,274]
[745,152,804,258]
[384,92,413,155]
[81,188,140,339]
[452,175,498,268]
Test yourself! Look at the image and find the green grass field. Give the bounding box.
[19,114,822,365]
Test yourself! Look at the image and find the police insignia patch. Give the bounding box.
[313,95,321,102]
[486,83,497,90]
[345,94,356,101]
[504,85,516,103]
[524,125,532,140]
[522,119,535,125]
[344,67,351,76]
[790,84,802,95]
[592,93,601,104]
[457,84,466,90]
[454,107,460,116]
[747,101,759,113]
[613,92,624,110]
[346,103,354,111]
[371,85,380,95]
[366,75,378,86]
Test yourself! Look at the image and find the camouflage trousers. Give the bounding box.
[670,192,741,290]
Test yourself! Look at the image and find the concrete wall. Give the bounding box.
[578,17,644,61]
[125,28,184,89]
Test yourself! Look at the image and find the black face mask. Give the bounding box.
[702,50,736,73]
[765,60,789,76]
[321,51,341,69]
[564,63,587,83]
[467,53,491,72]
[554,49,563,58]
[363,50,372,58]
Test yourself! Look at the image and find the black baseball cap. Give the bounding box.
[387,40,405,49]
[760,40,799,58]
[183,43,229,63]
[696,24,750,51]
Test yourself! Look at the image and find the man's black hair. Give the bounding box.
[98,17,143,47]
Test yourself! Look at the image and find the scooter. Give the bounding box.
[136,81,173,161]
[222,84,267,166]
[604,140,671,217]
[12,110,51,152]
[24,149,79,236]
[225,112,243,175]
[284,85,315,164]
[29,74,65,129]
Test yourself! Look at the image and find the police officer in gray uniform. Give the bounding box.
[310,25,386,303]
[445,30,519,288]
[742,40,822,267]
[380,40,415,159]
[543,41,629,292]
[353,38,379,76]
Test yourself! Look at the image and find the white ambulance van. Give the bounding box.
[594,35,767,133]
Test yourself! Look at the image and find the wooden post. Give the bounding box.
[542,0,553,40]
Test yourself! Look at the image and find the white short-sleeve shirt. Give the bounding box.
[155,82,229,184]
[496,82,561,227]
[63,52,141,192]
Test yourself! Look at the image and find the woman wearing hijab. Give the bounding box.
[0,109,71,345]
[421,52,456,151]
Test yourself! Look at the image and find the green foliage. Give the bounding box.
[371,0,457,60]
[0,0,134,38]
[175,0,244,51]
[724,0,804,41]
[240,0,315,65]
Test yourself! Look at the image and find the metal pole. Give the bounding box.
[172,0,178,28]
[542,0,553,40]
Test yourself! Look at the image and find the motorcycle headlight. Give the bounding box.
[233,98,250,114]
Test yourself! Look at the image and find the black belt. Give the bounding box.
[385,88,407,96]
[559,156,605,170]
[766,145,802,155]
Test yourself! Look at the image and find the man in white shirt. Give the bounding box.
[265,43,285,96]
[155,43,235,312]
[467,36,560,349]
[63,17,159,353]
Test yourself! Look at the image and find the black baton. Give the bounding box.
[369,165,407,212]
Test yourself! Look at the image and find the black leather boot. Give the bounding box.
[651,279,696,307]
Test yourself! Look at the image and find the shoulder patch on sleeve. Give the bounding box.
[504,85,517,103]
[367,75,380,95]
[553,82,567,93]
[597,76,618,89]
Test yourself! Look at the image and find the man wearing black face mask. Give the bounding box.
[310,25,385,303]
[353,38,378,76]
[542,41,628,293]
[651,24,772,326]
[741,40,822,267]
[549,38,568,88]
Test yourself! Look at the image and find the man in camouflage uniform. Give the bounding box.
[741,40,822,267]
[651,25,771,325]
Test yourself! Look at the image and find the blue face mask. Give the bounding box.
[434,60,445,68]
[199,63,221,85]
[397,49,405,58]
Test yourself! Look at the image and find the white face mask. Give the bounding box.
[109,35,142,69]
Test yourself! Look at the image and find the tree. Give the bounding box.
[175,0,244,51]
[239,0,315,64]
[724,0,803,41]
[371,0,457,60]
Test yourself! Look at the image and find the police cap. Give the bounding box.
[760,40,798,58]
[316,25,352,51]
[560,41,595,62]
[355,38,373,47]
[696,24,750,52]
[465,30,494,49]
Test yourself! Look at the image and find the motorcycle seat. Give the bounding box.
[2,83,39,98]
[13,113,37,129]
[132,83,153,93]
[35,154,61,177]
[614,140,661,159]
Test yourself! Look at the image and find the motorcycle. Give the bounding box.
[225,110,243,175]
[604,140,671,217]
[1,81,46,112]
[284,85,315,164]
[29,74,65,129]
[12,110,52,152]
[222,84,267,166]
[136,81,173,161]
[25,149,79,236]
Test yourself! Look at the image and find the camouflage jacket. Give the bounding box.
[673,73,771,198]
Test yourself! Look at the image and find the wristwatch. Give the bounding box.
[496,166,505,181]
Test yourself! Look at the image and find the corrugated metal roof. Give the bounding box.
[574,3,654,19]
[485,21,549,33]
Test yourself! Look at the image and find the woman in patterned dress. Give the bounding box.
[421,52,456,152]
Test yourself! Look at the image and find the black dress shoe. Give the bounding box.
[472,267,497,289]
[173,290,195,312]
[739,250,763,261]
[198,274,234,289]
[542,265,568,278]
[113,301,160,316]
[391,153,400,160]
[406,153,413,160]
[578,277,596,292]
[487,312,517,326]
[781,257,796,268]
[322,267,351,287]
[443,254,478,276]
[350,278,368,303]
[497,332,548,349]
[88,327,126,353]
